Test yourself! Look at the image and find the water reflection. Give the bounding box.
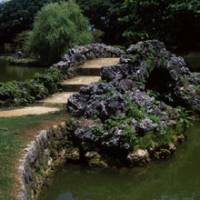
[57,193,74,200]
[0,59,45,82]
[183,52,200,72]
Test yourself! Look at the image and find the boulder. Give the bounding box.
[127,149,150,166]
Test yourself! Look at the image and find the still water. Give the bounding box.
[40,123,200,200]
[184,52,200,72]
[0,59,45,82]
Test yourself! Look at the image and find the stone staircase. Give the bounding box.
[0,58,119,117]
[40,58,119,108]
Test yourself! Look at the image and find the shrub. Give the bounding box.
[26,1,93,65]
[0,68,63,107]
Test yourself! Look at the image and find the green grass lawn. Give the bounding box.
[0,112,66,200]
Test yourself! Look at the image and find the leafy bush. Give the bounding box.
[26,1,93,65]
[0,68,64,106]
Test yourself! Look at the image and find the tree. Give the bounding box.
[77,0,125,45]
[26,1,93,65]
[119,0,200,51]
[0,0,65,51]
[77,0,200,51]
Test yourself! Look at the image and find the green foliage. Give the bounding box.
[77,0,124,45]
[119,0,200,51]
[0,55,37,66]
[26,1,93,65]
[14,30,30,52]
[104,115,131,129]
[92,125,104,136]
[176,107,193,130]
[0,112,65,200]
[0,67,64,106]
[147,90,159,99]
[78,0,200,50]
[138,133,157,149]
[157,127,174,145]
[125,97,145,120]
[123,126,138,145]
[148,114,161,124]
[196,85,200,96]
[1,0,199,51]
[0,0,59,50]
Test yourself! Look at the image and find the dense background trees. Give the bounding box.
[0,0,62,52]
[119,0,200,51]
[77,0,200,51]
[0,0,199,53]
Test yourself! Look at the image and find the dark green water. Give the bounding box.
[40,123,200,200]
[0,59,45,82]
[184,52,200,72]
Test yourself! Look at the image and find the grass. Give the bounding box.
[0,112,66,200]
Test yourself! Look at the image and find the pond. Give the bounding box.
[183,52,200,72]
[40,123,200,200]
[0,59,46,82]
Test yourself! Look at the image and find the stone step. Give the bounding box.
[79,58,120,68]
[0,106,60,118]
[61,76,101,92]
[77,57,120,76]
[40,92,75,107]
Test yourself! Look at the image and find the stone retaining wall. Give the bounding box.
[18,122,73,200]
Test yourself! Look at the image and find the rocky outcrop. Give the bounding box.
[67,40,199,167]
[0,43,124,108]
[53,43,124,77]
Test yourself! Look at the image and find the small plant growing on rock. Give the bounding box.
[176,107,193,129]
[147,90,159,99]
[148,114,161,124]
[91,125,104,137]
[123,126,138,145]
[125,97,145,120]
[104,115,131,130]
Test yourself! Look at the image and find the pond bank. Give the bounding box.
[17,118,199,200]
[38,123,200,200]
[0,112,66,200]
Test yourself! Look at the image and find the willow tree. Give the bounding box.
[26,1,93,65]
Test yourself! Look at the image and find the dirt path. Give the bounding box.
[0,58,119,117]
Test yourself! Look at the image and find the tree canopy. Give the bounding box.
[77,0,200,51]
[0,0,200,52]
[0,0,62,50]
[26,1,92,65]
